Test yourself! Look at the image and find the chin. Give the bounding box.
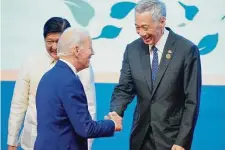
[51,54,58,60]
[85,64,90,68]
[80,64,89,71]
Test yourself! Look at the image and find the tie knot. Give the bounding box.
[152,46,157,53]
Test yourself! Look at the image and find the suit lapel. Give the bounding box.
[139,39,153,93]
[151,28,177,98]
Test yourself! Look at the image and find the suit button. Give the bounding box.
[150,121,153,126]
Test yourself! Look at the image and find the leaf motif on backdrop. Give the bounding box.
[222,16,225,20]
[177,23,186,27]
[92,25,122,40]
[198,33,219,55]
[64,0,95,27]
[178,1,199,21]
[110,2,136,19]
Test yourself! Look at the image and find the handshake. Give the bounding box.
[104,111,123,131]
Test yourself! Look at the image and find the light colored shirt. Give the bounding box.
[149,28,169,67]
[7,52,96,150]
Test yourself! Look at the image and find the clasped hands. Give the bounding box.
[104,111,122,131]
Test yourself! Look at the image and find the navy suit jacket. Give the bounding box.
[35,60,115,150]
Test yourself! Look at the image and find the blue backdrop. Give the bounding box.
[1,82,225,150]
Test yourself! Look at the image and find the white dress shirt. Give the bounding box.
[149,28,169,66]
[7,52,96,150]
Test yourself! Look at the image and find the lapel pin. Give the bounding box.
[168,50,172,54]
[166,54,171,59]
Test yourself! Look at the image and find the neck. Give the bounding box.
[60,56,83,72]
[155,28,164,45]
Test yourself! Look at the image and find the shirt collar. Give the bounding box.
[59,58,77,76]
[45,51,55,64]
[149,28,169,53]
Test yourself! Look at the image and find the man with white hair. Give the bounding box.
[109,0,201,150]
[7,17,96,150]
[34,27,123,150]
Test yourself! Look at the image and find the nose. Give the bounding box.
[52,42,57,50]
[91,51,95,55]
[138,30,147,37]
[91,48,95,55]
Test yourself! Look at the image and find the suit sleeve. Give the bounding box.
[110,45,136,117]
[175,45,202,148]
[60,78,115,139]
[7,59,30,146]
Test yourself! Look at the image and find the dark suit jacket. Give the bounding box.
[110,28,201,150]
[35,60,115,150]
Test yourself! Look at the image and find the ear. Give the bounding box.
[72,45,80,57]
[159,16,166,27]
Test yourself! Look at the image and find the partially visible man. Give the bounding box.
[7,17,96,150]
[34,27,122,150]
[109,0,202,150]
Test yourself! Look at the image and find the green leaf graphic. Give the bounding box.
[65,0,95,27]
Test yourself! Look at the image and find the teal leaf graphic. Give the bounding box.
[178,23,186,27]
[222,16,225,20]
[93,25,122,40]
[110,2,136,19]
[198,33,218,55]
[64,0,95,27]
[179,1,199,21]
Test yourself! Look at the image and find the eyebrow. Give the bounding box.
[135,24,149,27]
[46,39,58,41]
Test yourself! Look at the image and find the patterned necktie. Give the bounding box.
[151,46,159,83]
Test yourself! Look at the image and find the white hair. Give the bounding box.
[135,0,166,21]
[57,27,90,56]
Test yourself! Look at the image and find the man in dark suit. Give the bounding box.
[109,0,202,150]
[35,27,122,150]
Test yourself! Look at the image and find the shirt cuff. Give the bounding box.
[7,135,18,146]
[111,119,117,130]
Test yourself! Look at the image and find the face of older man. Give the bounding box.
[77,36,94,70]
[135,11,166,45]
[45,32,61,60]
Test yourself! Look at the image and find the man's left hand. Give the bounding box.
[171,144,185,150]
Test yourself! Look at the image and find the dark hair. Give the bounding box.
[43,17,71,38]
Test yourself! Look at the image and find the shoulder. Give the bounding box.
[170,30,198,55]
[23,52,50,68]
[177,34,198,56]
[127,38,142,47]
[175,34,196,48]
[61,71,82,88]
[123,38,143,56]
[59,75,84,97]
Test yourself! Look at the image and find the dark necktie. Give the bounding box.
[151,46,159,83]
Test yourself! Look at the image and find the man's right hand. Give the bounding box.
[8,145,17,150]
[104,111,123,131]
